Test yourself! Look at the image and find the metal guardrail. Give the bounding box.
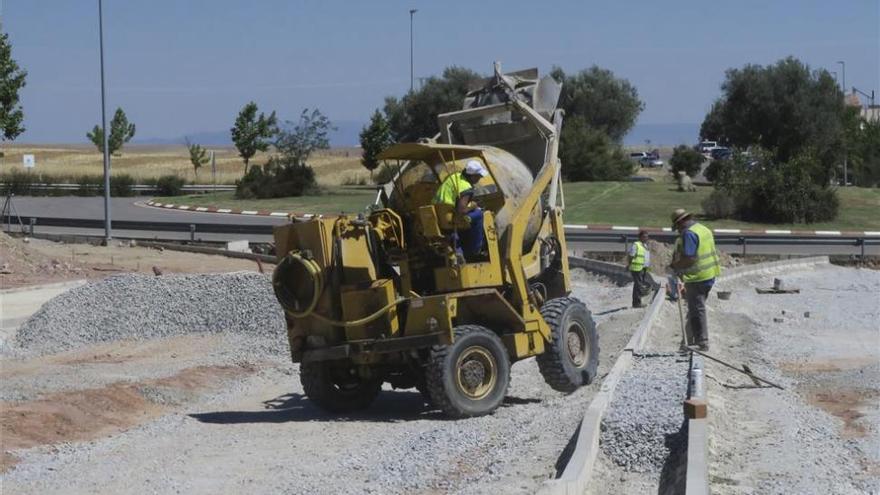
[3,216,879,254]
[1,183,236,193]
[566,231,880,257]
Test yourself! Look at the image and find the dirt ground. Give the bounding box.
[0,233,267,289]
[0,269,644,494]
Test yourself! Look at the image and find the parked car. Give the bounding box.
[710,147,732,160]
[639,156,664,168]
[699,140,718,153]
[629,151,648,161]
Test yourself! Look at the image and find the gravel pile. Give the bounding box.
[600,355,689,473]
[9,272,286,356]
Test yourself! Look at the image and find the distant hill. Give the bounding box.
[135,120,366,147]
[623,123,700,147]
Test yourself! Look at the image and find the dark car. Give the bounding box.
[710,147,732,160]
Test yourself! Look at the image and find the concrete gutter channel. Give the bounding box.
[544,255,831,495]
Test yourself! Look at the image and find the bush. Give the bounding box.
[560,116,633,181]
[110,174,135,197]
[669,145,705,178]
[156,175,185,196]
[75,175,102,196]
[704,159,724,183]
[701,189,736,219]
[713,150,839,224]
[1,169,38,195]
[341,173,368,186]
[235,156,318,199]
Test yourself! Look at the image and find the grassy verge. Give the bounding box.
[155,181,880,231]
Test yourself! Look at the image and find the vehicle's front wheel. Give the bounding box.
[425,325,510,418]
[536,297,599,393]
[300,362,382,413]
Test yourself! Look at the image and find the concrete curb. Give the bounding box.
[140,202,880,238]
[540,263,667,495]
[718,255,830,283]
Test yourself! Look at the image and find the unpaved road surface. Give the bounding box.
[1,268,644,494]
[706,263,879,494]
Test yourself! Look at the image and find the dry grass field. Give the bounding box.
[0,144,365,185]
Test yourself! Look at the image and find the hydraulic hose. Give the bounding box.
[305,297,408,328]
[273,252,322,318]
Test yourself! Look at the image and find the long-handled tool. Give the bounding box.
[675,280,688,349]
[685,346,785,390]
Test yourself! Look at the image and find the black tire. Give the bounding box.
[426,325,511,418]
[536,297,599,393]
[300,362,382,413]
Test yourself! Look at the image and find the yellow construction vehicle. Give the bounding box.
[272,63,598,417]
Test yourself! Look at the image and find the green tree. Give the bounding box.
[848,118,880,187]
[235,108,332,199]
[0,32,27,142]
[559,116,633,182]
[231,101,278,174]
[700,57,845,184]
[669,145,706,178]
[87,108,136,155]
[185,139,209,179]
[359,109,392,178]
[383,66,482,142]
[551,66,644,142]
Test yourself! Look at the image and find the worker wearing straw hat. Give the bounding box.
[669,208,721,351]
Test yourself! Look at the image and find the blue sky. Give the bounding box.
[2,0,878,144]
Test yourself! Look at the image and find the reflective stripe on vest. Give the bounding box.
[432,172,472,205]
[674,223,721,283]
[629,241,646,272]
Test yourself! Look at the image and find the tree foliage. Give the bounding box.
[383,66,482,142]
[669,145,705,178]
[848,119,880,187]
[185,139,209,178]
[559,116,633,182]
[709,148,838,224]
[87,108,136,155]
[235,108,332,199]
[359,109,392,176]
[552,66,644,142]
[0,32,26,141]
[700,57,845,183]
[231,101,277,174]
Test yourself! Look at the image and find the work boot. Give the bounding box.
[698,341,710,351]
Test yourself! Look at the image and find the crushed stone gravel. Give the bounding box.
[600,355,689,473]
[8,272,286,357]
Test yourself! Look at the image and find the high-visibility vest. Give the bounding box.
[675,223,721,283]
[629,241,647,272]
[432,172,472,205]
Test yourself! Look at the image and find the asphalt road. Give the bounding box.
[3,196,878,255]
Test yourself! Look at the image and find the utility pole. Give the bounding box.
[98,0,112,241]
[836,60,847,186]
[409,9,417,93]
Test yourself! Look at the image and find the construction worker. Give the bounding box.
[626,230,652,308]
[669,208,721,351]
[432,159,488,257]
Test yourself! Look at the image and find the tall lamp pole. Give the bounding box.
[837,60,847,187]
[409,9,417,93]
[98,0,112,241]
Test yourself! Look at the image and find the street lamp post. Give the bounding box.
[98,0,112,242]
[837,60,847,187]
[409,9,417,93]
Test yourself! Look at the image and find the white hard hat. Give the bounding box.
[464,160,488,177]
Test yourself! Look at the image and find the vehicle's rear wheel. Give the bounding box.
[425,325,510,418]
[536,297,599,393]
[300,361,382,413]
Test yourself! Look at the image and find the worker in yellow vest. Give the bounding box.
[626,230,651,308]
[669,208,721,351]
[432,160,488,258]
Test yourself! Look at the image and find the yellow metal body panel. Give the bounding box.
[341,278,399,341]
[404,294,456,345]
[435,262,503,292]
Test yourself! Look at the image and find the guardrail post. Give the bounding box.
[739,236,747,256]
[621,235,629,255]
[189,224,196,242]
[857,238,865,259]
[28,217,36,236]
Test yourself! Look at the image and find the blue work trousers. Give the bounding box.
[452,209,484,257]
